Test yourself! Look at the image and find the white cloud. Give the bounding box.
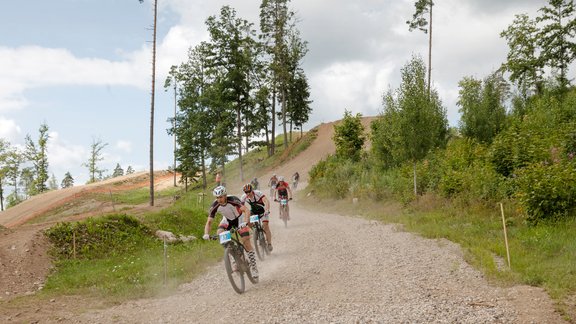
[0,117,21,142]
[115,140,132,153]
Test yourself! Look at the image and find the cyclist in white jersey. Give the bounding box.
[240,183,273,251]
[202,186,259,278]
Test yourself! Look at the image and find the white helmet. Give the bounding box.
[278,176,284,182]
[213,185,227,197]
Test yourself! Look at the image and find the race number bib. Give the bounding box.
[219,231,231,244]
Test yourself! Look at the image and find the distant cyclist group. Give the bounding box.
[203,172,296,293]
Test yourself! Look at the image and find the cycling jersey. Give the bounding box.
[276,180,290,198]
[208,196,244,221]
[240,190,266,215]
[208,195,250,236]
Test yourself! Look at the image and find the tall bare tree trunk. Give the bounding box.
[427,2,433,98]
[173,81,177,187]
[149,0,158,206]
[282,90,288,148]
[237,105,243,182]
[270,89,276,156]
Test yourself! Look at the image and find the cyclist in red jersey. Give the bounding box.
[274,176,293,218]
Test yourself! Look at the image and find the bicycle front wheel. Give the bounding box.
[224,246,245,294]
[282,206,288,227]
[253,227,268,261]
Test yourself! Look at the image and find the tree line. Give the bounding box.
[0,125,135,211]
[164,0,312,189]
[314,0,576,224]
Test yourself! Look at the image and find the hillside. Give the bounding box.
[0,116,565,323]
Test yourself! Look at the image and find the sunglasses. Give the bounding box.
[244,190,253,194]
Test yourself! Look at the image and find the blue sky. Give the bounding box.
[0,0,542,187]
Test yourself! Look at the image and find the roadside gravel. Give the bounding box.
[70,201,564,323]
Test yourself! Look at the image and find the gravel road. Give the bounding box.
[71,201,564,324]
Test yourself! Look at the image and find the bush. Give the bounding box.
[45,214,154,260]
[515,160,576,223]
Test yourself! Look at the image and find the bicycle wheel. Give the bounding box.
[253,227,267,261]
[224,246,245,294]
[282,206,288,228]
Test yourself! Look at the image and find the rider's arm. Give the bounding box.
[240,205,251,224]
[204,217,213,237]
[263,196,271,213]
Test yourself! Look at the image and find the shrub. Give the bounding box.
[45,214,154,260]
[515,160,576,223]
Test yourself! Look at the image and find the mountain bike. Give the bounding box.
[215,228,258,294]
[250,214,270,261]
[275,197,292,228]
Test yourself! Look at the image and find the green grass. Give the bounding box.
[41,239,221,301]
[37,186,224,302]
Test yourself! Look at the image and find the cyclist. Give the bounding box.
[240,183,273,251]
[202,186,259,278]
[250,177,259,190]
[274,176,293,219]
[292,172,300,189]
[268,174,278,198]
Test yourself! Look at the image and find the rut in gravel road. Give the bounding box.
[70,200,564,324]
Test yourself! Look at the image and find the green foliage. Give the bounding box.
[457,73,508,144]
[24,123,50,195]
[515,160,576,223]
[44,214,154,260]
[308,156,353,199]
[333,110,365,161]
[41,188,222,300]
[372,56,448,167]
[82,137,108,184]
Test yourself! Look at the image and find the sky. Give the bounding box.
[0,0,544,188]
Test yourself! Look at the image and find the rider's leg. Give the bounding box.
[240,230,258,277]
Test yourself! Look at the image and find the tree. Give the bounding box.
[83,138,108,184]
[372,56,448,195]
[501,1,576,94]
[24,123,50,195]
[457,72,509,144]
[204,5,261,182]
[48,173,58,190]
[407,0,434,96]
[0,139,19,210]
[3,145,23,209]
[333,110,365,162]
[112,163,124,177]
[500,14,544,96]
[61,172,74,188]
[138,0,158,206]
[126,166,135,174]
[260,0,309,151]
[536,0,576,91]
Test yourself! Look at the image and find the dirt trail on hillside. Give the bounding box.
[0,117,568,323]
